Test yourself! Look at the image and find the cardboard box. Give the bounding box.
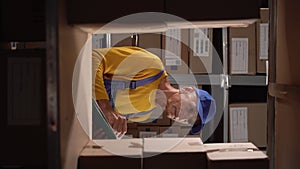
[276,0,300,84]
[229,23,256,75]
[127,121,138,128]
[162,29,189,74]
[110,33,133,47]
[143,137,206,169]
[126,128,138,138]
[189,28,213,74]
[139,33,162,59]
[275,96,300,169]
[171,121,195,137]
[137,126,159,138]
[275,1,300,168]
[159,126,181,137]
[256,8,269,73]
[78,139,142,169]
[229,103,267,148]
[205,142,269,169]
[137,110,171,126]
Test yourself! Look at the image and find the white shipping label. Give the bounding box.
[165,58,181,66]
[193,28,210,57]
[231,38,249,74]
[259,23,269,60]
[165,29,181,59]
[230,107,248,142]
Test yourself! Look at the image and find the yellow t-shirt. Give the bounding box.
[92,46,168,122]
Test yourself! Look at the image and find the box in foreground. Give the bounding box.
[143,137,206,169]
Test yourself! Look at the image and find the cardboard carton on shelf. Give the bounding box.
[189,28,213,74]
[229,103,267,148]
[125,127,138,138]
[139,32,162,59]
[256,8,269,74]
[110,33,133,47]
[162,29,189,74]
[159,126,181,138]
[137,126,159,138]
[229,23,256,75]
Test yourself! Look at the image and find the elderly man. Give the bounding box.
[92,46,216,136]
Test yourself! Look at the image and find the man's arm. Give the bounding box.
[92,50,127,134]
[97,100,127,134]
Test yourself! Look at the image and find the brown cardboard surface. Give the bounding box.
[229,23,256,75]
[189,28,213,73]
[126,123,138,138]
[260,8,269,23]
[205,142,268,169]
[58,1,90,169]
[137,126,159,138]
[162,29,189,74]
[92,139,143,157]
[273,1,300,167]
[139,33,162,58]
[229,103,267,148]
[159,126,181,137]
[256,58,267,73]
[256,8,269,73]
[78,140,142,169]
[111,33,133,47]
[171,121,194,137]
[276,0,300,84]
[126,128,138,138]
[275,97,300,169]
[127,121,138,128]
[137,111,171,126]
[143,137,206,169]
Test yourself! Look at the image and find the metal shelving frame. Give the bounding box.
[168,27,268,143]
[93,28,268,143]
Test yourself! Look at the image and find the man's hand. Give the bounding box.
[109,111,127,136]
[97,100,127,135]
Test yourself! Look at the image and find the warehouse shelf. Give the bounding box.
[169,73,267,143]
[168,74,221,85]
[91,27,268,143]
[230,75,267,86]
[169,74,267,86]
[162,27,268,143]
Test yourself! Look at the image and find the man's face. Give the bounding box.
[166,87,198,125]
